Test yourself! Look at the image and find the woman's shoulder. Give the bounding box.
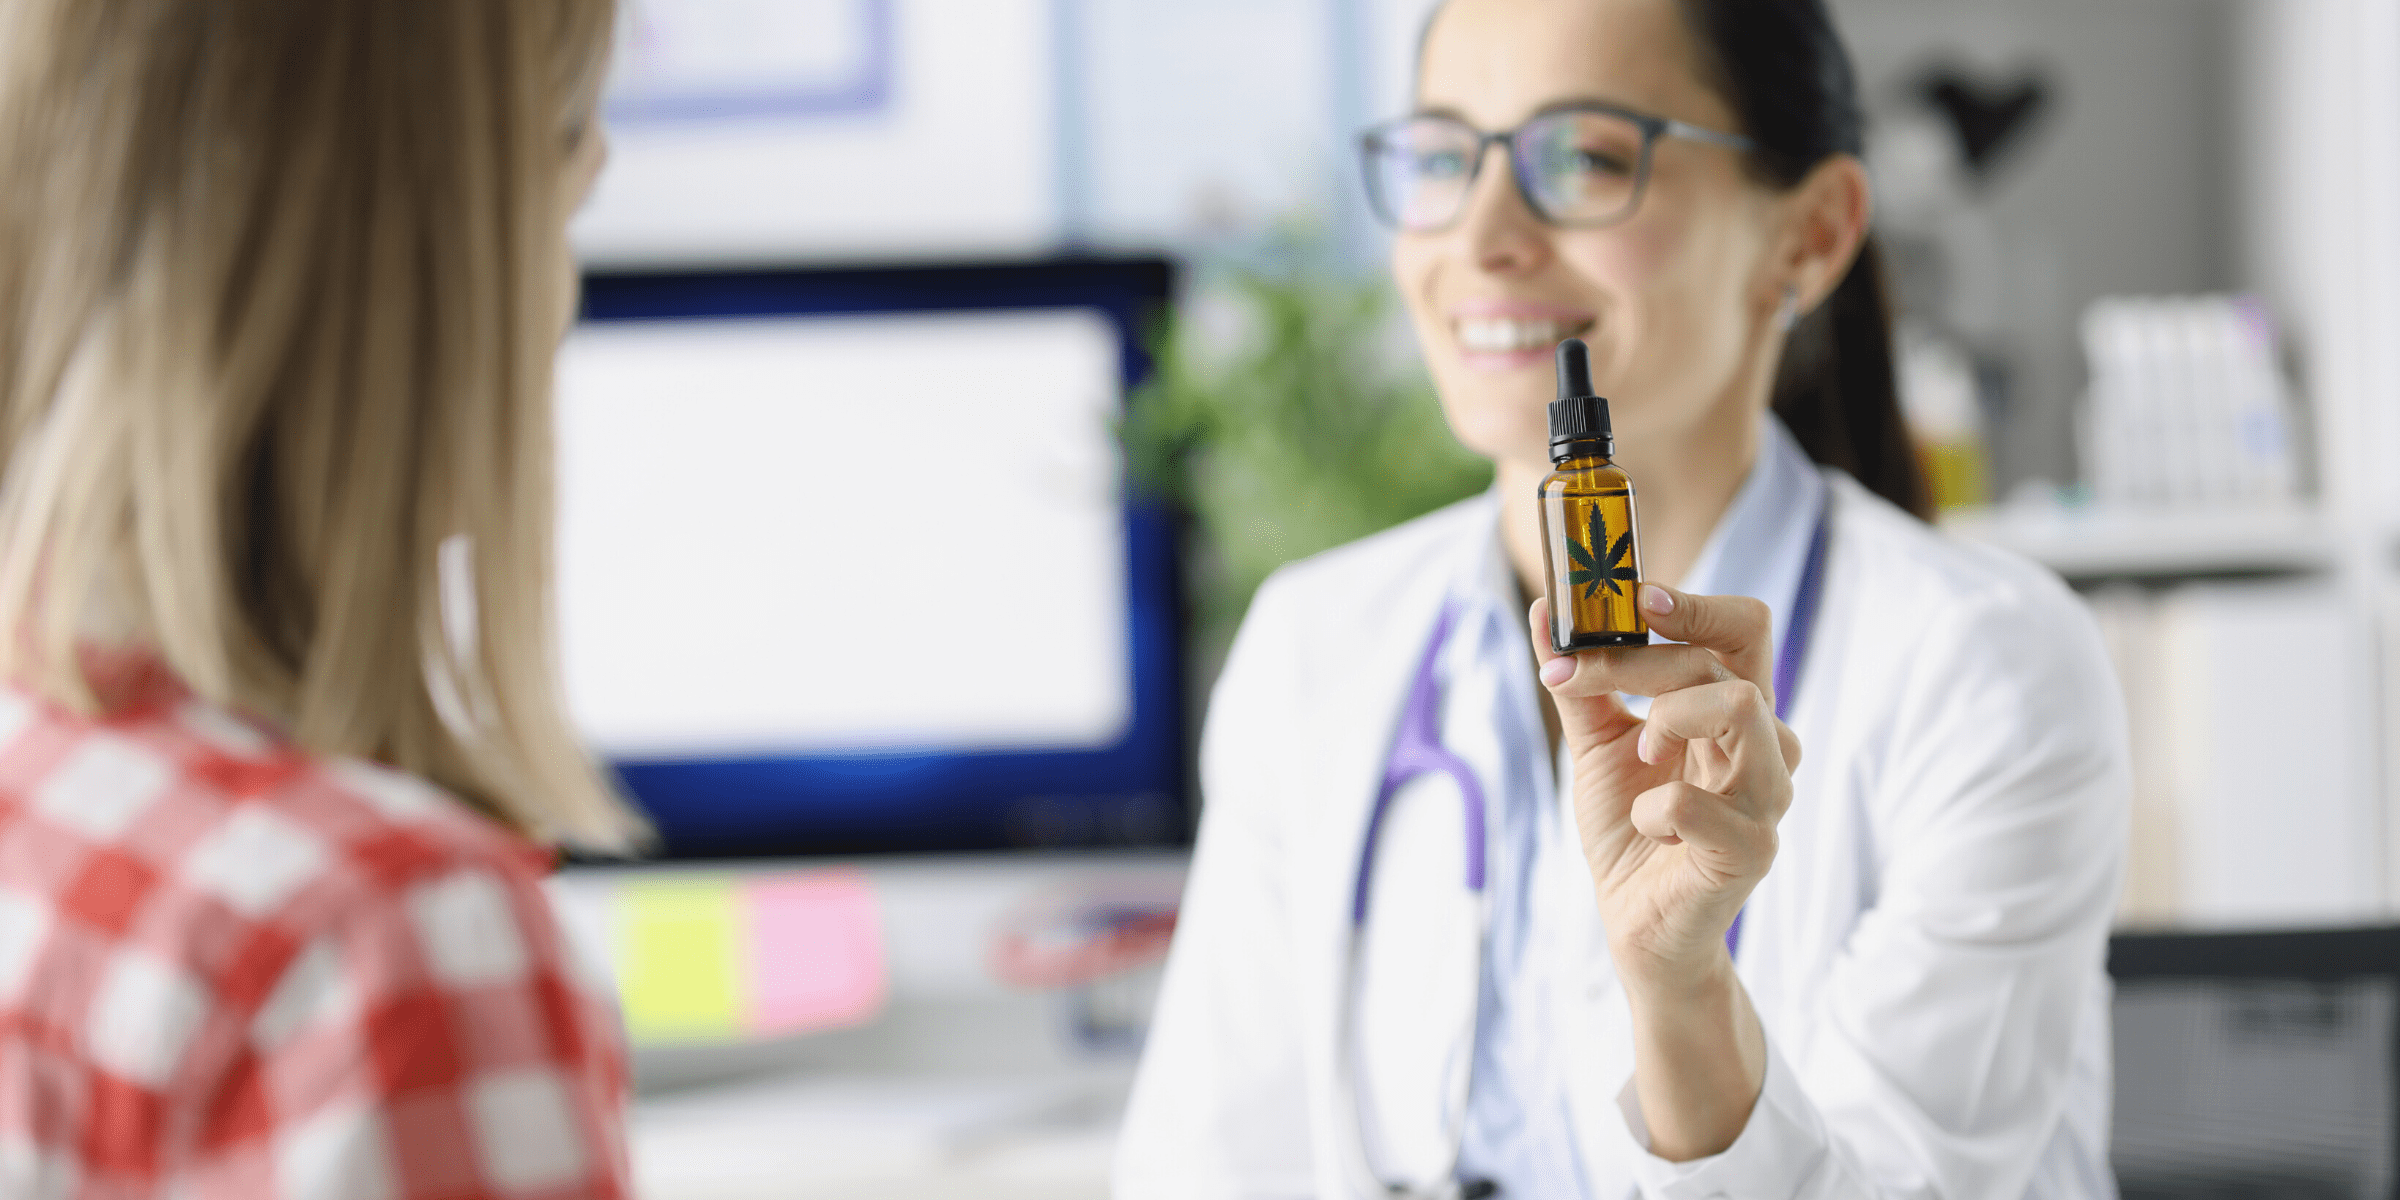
[0,682,562,969]
[0,685,593,1093]
[0,684,627,1189]
[1243,491,1495,639]
[222,741,566,964]
[1821,473,2122,739]
[1203,494,1490,759]
[1826,472,2090,632]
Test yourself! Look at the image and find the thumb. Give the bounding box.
[1525,595,1638,742]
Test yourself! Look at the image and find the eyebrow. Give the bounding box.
[1408,95,1663,126]
[1408,103,1473,123]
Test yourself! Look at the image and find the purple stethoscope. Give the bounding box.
[1334,506,1832,1200]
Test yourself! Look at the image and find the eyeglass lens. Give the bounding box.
[1365,110,1650,232]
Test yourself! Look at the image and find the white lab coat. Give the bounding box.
[1116,472,2129,1200]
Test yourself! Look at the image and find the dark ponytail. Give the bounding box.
[1677,0,1932,520]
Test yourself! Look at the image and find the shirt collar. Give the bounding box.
[1680,413,1827,656]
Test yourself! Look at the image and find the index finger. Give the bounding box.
[1634,584,1776,703]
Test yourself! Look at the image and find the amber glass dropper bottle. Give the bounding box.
[1538,338,1648,654]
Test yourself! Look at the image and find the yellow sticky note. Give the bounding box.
[616,879,743,1041]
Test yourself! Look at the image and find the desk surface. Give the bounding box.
[631,1067,1128,1200]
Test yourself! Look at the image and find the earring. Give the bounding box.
[1774,284,1803,333]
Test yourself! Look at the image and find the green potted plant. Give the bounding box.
[1123,244,1492,678]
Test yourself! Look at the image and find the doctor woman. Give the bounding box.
[1116,0,2127,1197]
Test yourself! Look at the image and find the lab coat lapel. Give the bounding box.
[1546,743,1647,1187]
[1292,525,1482,1199]
[1738,475,1854,1028]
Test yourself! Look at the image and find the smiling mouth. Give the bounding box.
[1453,315,1595,355]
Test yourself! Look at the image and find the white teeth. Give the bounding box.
[1454,316,1590,354]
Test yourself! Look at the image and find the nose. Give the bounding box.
[1453,140,1552,276]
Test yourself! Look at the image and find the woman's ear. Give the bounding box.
[1779,153,1873,312]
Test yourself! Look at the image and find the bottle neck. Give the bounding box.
[1549,436,1615,466]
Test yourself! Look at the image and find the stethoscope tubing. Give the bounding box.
[1351,604,1489,926]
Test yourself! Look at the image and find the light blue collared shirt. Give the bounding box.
[1450,415,1828,1198]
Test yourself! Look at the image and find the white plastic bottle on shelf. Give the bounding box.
[2222,296,2298,505]
[2077,293,2300,511]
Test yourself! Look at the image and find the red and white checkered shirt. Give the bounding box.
[0,658,632,1199]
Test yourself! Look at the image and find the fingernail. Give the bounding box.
[1540,656,1575,687]
[1642,585,1674,615]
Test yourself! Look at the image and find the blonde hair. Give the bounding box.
[0,0,644,852]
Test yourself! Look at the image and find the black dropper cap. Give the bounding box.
[1548,338,1613,460]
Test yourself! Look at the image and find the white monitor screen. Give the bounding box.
[554,309,1129,759]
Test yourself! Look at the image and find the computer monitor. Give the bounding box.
[558,258,1183,857]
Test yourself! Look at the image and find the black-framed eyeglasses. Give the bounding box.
[1358,103,1754,233]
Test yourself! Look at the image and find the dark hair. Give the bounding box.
[1677,0,1931,519]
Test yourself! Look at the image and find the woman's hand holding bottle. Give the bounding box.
[1530,582,1799,979]
[1527,582,1803,1159]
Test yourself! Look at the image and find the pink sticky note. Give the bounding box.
[744,870,887,1036]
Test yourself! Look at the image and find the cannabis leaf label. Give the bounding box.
[1565,504,1637,600]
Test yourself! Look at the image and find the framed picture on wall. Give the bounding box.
[607,0,896,124]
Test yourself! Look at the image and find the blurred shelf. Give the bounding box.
[1941,505,2336,580]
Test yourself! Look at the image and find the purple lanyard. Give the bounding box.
[1725,508,1832,957]
[1350,505,1833,960]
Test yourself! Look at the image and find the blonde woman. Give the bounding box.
[0,1,645,1196]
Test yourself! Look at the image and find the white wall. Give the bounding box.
[2229,0,2400,915]
[575,0,1060,265]
[1073,0,1338,248]
[2232,0,2400,524]
[577,0,1399,262]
